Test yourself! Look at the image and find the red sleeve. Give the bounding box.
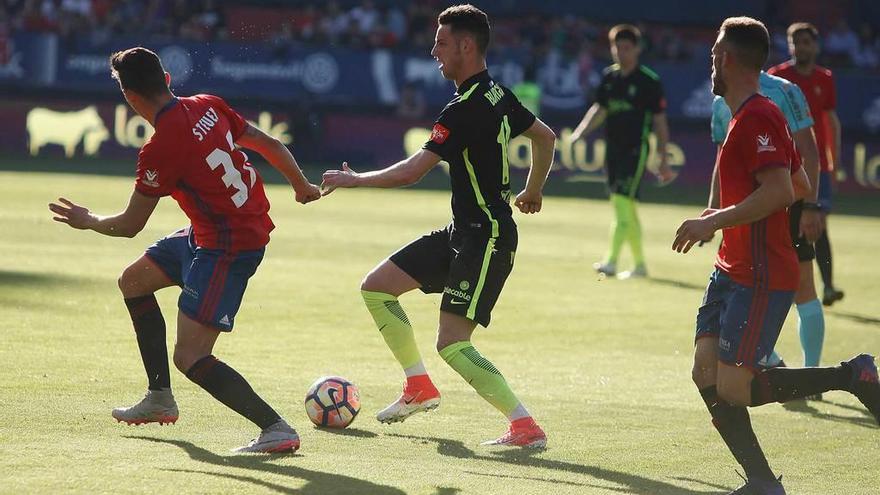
[134,137,180,197]
[203,94,248,141]
[824,72,836,111]
[739,112,792,176]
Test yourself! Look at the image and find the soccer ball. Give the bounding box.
[304,376,360,428]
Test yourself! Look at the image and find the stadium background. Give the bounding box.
[2,0,880,204]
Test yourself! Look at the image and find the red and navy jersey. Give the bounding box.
[716,94,800,291]
[134,95,273,251]
[768,62,836,172]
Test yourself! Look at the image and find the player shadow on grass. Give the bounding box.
[781,399,879,429]
[388,434,726,495]
[311,426,378,438]
[825,310,880,328]
[128,436,405,495]
[0,269,100,287]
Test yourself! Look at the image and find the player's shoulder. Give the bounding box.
[767,61,793,76]
[637,64,661,82]
[814,64,834,79]
[602,63,620,77]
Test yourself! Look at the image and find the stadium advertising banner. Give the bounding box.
[5,34,880,133]
[5,99,880,194]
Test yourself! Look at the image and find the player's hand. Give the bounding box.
[514,189,543,214]
[697,208,717,246]
[656,162,675,184]
[799,208,824,243]
[320,162,359,196]
[295,183,322,204]
[48,197,94,230]
[673,216,716,254]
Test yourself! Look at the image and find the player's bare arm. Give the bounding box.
[652,113,675,182]
[792,126,823,241]
[320,149,441,195]
[515,118,556,214]
[828,109,842,176]
[673,167,795,254]
[49,189,159,238]
[235,123,320,204]
[569,103,606,142]
[791,165,811,201]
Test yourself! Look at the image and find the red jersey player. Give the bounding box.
[768,22,844,306]
[48,47,321,453]
[673,18,879,495]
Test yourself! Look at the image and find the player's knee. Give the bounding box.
[716,381,750,406]
[117,267,138,297]
[360,270,386,293]
[691,361,715,388]
[172,347,201,374]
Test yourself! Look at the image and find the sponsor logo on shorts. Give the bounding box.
[719,338,731,352]
[183,285,199,299]
[459,280,470,291]
[443,287,471,301]
[219,314,231,326]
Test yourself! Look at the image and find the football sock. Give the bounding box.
[362,290,424,374]
[751,364,851,405]
[124,295,170,391]
[439,341,523,419]
[606,193,630,264]
[623,197,646,267]
[699,386,775,481]
[815,230,834,289]
[797,298,825,367]
[185,355,281,429]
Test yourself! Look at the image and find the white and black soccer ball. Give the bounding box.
[304,376,360,428]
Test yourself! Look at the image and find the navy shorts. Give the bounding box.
[389,224,516,327]
[145,227,264,332]
[818,171,833,213]
[695,269,794,372]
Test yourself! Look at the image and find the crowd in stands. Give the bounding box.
[1,0,879,72]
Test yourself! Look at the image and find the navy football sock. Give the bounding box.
[751,365,850,405]
[124,295,170,391]
[700,386,775,481]
[815,230,834,289]
[186,355,281,429]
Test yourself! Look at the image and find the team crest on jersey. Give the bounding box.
[431,123,450,144]
[143,169,160,187]
[756,134,776,153]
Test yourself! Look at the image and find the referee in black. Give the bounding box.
[322,4,555,448]
[570,24,673,280]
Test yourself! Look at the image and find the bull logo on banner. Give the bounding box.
[27,106,109,157]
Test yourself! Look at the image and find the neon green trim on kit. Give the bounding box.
[467,236,496,321]
[630,111,652,198]
[462,148,500,238]
[459,83,480,101]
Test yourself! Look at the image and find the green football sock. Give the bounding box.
[606,193,630,264]
[361,290,423,371]
[439,341,521,418]
[623,197,646,266]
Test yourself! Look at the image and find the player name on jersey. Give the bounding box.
[192,107,220,142]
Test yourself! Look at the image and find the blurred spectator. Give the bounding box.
[396,82,427,120]
[824,19,859,66]
[853,22,879,69]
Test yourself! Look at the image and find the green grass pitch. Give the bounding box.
[1,169,878,494]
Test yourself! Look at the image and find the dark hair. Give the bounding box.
[719,17,769,71]
[438,4,491,54]
[787,22,819,41]
[609,24,641,45]
[109,47,168,98]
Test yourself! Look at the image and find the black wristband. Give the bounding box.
[802,201,821,211]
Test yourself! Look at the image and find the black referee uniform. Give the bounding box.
[389,70,535,327]
[595,64,666,198]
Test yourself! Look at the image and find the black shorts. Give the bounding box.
[606,144,649,199]
[789,200,816,262]
[389,224,517,327]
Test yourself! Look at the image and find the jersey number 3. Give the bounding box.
[205,130,256,208]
